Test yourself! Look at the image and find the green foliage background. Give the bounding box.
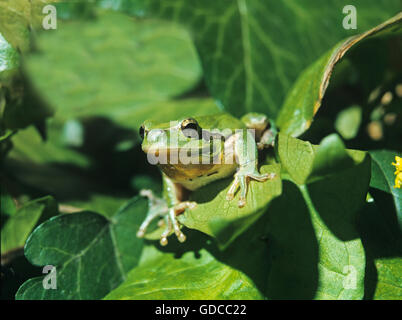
[1,0,401,300]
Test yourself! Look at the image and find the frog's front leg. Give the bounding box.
[137,174,196,246]
[226,129,276,208]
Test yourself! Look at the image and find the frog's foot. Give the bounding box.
[257,130,276,150]
[158,201,197,246]
[136,189,169,238]
[226,170,276,208]
[136,189,197,246]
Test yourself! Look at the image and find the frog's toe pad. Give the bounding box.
[238,198,246,208]
[159,229,186,246]
[177,232,186,243]
[160,237,168,246]
[136,229,146,238]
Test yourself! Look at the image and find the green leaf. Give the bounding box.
[7,122,89,168]
[269,133,371,299]
[277,133,366,185]
[180,163,282,249]
[23,11,202,127]
[0,0,31,52]
[0,182,17,217]
[369,150,402,232]
[310,134,357,179]
[136,0,401,118]
[1,196,58,259]
[277,12,402,137]
[104,243,263,300]
[66,194,131,219]
[16,197,148,300]
[0,0,61,52]
[335,105,362,140]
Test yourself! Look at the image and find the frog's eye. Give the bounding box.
[181,118,200,139]
[139,125,145,140]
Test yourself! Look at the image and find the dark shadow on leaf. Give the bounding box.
[145,228,212,260]
[190,178,232,204]
[357,197,402,299]
[254,181,318,299]
[307,155,370,241]
[370,187,401,234]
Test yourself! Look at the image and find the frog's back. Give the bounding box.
[196,113,245,131]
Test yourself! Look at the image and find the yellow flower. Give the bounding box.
[392,156,402,189]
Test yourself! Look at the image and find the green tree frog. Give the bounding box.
[137,112,277,246]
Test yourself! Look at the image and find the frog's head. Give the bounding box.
[139,117,225,166]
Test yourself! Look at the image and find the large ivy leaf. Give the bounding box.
[276,12,402,137]
[369,150,402,232]
[179,163,282,249]
[267,133,371,299]
[132,0,401,118]
[103,202,278,300]
[1,196,58,264]
[15,197,148,300]
[104,243,263,300]
[23,11,202,128]
[104,212,277,300]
